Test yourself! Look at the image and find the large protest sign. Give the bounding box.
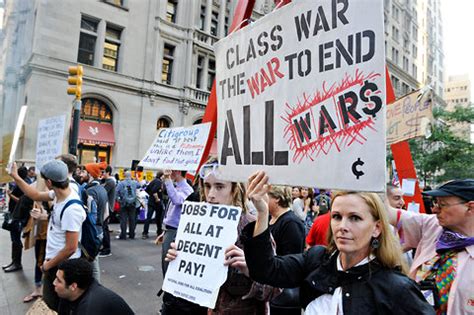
[35,115,66,172]
[162,201,241,308]
[386,89,432,145]
[0,134,13,183]
[215,0,386,191]
[139,123,211,172]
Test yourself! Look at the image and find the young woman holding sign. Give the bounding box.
[242,171,434,315]
[163,158,272,315]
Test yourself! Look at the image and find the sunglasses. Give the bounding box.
[198,162,223,180]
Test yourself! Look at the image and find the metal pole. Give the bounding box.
[69,99,82,155]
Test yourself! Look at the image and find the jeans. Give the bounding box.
[34,240,46,287]
[9,220,23,246]
[102,218,111,252]
[161,228,177,277]
[43,266,59,311]
[120,205,137,239]
[92,256,100,283]
[143,202,164,235]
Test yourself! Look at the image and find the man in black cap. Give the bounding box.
[387,179,474,314]
[9,160,86,312]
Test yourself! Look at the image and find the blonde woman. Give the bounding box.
[243,171,434,314]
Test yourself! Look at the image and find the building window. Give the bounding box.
[403,56,409,72]
[392,26,399,42]
[166,0,177,23]
[412,64,417,77]
[200,5,206,31]
[78,16,98,65]
[157,117,171,130]
[196,55,204,89]
[81,98,113,123]
[224,16,229,35]
[392,5,399,21]
[207,59,215,91]
[162,44,175,85]
[391,48,399,65]
[102,25,121,71]
[210,11,218,36]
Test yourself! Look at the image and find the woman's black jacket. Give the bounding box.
[242,224,434,315]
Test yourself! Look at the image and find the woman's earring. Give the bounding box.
[371,238,380,249]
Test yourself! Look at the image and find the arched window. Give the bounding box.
[157,117,171,130]
[81,98,113,123]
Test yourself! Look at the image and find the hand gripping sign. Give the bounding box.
[162,201,242,308]
[215,0,386,191]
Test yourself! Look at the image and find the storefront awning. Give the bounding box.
[78,121,115,146]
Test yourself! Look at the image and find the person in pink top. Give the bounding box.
[387,179,474,315]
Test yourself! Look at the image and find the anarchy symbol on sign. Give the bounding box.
[351,158,365,180]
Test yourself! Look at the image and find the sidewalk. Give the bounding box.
[0,227,35,315]
[0,222,164,315]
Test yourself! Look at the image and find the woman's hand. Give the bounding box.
[224,245,249,277]
[247,171,271,237]
[247,171,270,211]
[164,242,178,262]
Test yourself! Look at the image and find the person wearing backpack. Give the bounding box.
[82,162,109,281]
[9,160,86,312]
[115,171,139,240]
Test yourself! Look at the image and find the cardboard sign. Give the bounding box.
[162,201,242,308]
[35,115,66,173]
[139,123,211,172]
[215,0,386,191]
[387,89,433,145]
[0,134,13,183]
[6,105,28,173]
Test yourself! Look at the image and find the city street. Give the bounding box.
[0,222,163,315]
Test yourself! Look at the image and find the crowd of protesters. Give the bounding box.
[2,154,473,315]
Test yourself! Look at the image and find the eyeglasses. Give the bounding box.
[198,162,222,180]
[432,200,466,209]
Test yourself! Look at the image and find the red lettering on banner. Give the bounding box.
[282,70,383,163]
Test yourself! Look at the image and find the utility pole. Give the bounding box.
[66,65,83,155]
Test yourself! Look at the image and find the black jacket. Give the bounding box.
[242,224,434,315]
[58,280,134,315]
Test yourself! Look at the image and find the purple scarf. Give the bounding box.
[436,229,474,253]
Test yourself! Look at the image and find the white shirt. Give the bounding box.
[305,254,374,315]
[45,191,85,260]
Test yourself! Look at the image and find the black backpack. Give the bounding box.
[60,199,101,261]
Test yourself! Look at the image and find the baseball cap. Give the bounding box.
[41,160,68,182]
[422,179,474,201]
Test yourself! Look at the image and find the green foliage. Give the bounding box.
[408,105,474,185]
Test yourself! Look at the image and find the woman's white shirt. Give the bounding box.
[305,254,374,315]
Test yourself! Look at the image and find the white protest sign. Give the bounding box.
[162,201,242,308]
[6,105,28,172]
[139,123,211,171]
[35,115,66,173]
[407,202,420,213]
[215,0,386,191]
[401,178,417,197]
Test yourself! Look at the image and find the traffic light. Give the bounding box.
[67,65,83,99]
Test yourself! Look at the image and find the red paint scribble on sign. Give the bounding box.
[282,70,383,163]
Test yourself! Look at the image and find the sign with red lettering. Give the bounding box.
[215,0,386,191]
